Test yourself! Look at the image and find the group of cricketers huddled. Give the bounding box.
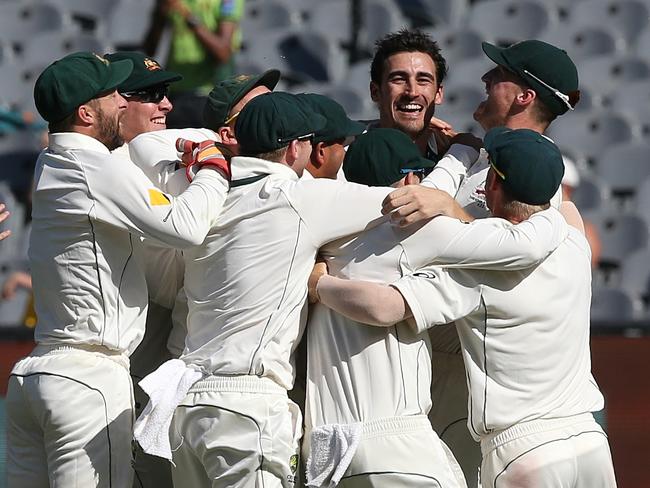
[5,27,617,488]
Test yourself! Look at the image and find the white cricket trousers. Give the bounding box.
[479,413,617,488]
[430,351,481,488]
[337,415,468,488]
[6,344,135,488]
[170,375,302,488]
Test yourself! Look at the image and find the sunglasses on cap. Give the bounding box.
[121,85,169,104]
[399,166,434,180]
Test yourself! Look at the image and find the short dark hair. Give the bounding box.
[48,111,76,133]
[370,29,448,87]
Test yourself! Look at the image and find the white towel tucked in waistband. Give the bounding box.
[133,358,202,461]
[306,422,362,487]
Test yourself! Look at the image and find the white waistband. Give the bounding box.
[188,375,286,395]
[360,415,431,438]
[480,413,598,454]
[33,343,130,370]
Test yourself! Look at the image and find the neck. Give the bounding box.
[503,113,548,134]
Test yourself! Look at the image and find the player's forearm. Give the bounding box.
[188,21,236,63]
[316,275,411,327]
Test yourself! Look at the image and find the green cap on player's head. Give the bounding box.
[343,128,436,187]
[482,40,579,116]
[295,93,365,144]
[235,92,327,155]
[203,69,281,130]
[104,51,182,92]
[34,52,133,123]
[484,126,564,205]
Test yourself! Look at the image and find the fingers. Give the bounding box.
[428,116,453,132]
[381,187,410,214]
[0,229,11,241]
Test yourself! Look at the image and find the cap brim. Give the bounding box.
[344,119,366,138]
[102,59,134,94]
[404,155,437,170]
[233,69,282,107]
[120,70,183,92]
[257,69,281,91]
[482,42,509,69]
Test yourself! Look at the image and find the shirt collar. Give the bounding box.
[48,132,112,155]
[230,156,300,182]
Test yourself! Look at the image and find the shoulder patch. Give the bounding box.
[148,189,170,206]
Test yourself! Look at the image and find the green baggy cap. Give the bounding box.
[343,128,436,187]
[482,40,580,116]
[34,51,133,123]
[203,69,281,129]
[104,51,182,92]
[484,126,564,205]
[295,93,365,144]
[235,92,327,155]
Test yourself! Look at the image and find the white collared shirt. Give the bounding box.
[305,208,569,430]
[179,155,393,389]
[393,227,604,439]
[27,132,227,355]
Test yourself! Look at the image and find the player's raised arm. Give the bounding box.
[399,206,568,272]
[84,143,228,248]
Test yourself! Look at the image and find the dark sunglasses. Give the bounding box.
[121,85,169,104]
[399,166,433,180]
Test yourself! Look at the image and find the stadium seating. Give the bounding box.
[464,0,557,45]
[569,0,649,45]
[547,111,636,167]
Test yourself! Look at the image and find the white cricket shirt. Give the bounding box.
[179,156,394,390]
[306,208,569,430]
[27,132,227,355]
[394,227,604,439]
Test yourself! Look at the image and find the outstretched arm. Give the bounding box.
[310,271,411,327]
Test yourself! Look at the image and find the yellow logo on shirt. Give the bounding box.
[148,189,170,206]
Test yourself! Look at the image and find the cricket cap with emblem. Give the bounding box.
[484,126,564,205]
[104,51,182,92]
[235,92,327,155]
[295,93,365,144]
[34,51,133,123]
[482,40,580,116]
[343,128,436,187]
[203,69,281,129]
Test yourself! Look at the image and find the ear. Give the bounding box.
[286,139,299,164]
[218,126,237,146]
[370,81,380,102]
[311,141,325,168]
[515,88,536,108]
[434,84,444,105]
[486,167,500,191]
[77,103,95,125]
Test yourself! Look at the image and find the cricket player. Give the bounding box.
[310,127,617,488]
[103,50,183,488]
[381,40,582,485]
[303,128,570,487]
[126,68,281,360]
[6,52,230,488]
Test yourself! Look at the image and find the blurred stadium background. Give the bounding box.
[0,0,649,486]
